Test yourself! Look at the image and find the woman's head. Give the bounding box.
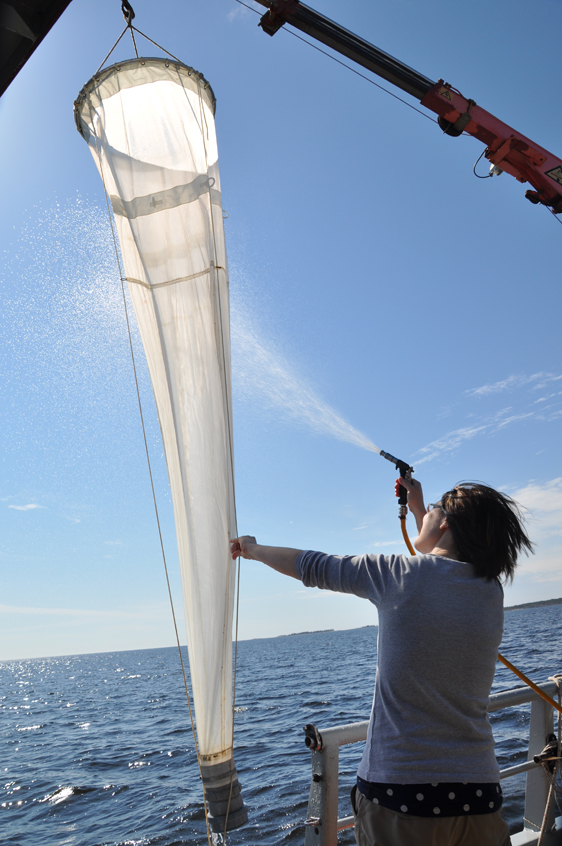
[439,482,533,582]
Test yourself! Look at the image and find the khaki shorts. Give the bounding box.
[352,786,512,846]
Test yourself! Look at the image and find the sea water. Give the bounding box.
[1,605,561,846]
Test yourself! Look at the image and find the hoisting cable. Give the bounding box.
[232,0,437,124]
[121,1,139,59]
[398,497,562,717]
[95,26,129,74]
[126,26,182,63]
[121,0,183,64]
[86,87,213,845]
[546,206,562,227]
[96,1,182,76]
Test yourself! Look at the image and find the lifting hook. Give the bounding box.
[121,0,135,26]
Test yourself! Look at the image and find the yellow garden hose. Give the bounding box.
[400,516,416,556]
[399,516,562,716]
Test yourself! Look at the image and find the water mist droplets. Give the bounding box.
[230,306,379,454]
[2,195,379,506]
[0,196,156,491]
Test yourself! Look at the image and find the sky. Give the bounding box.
[0,0,561,661]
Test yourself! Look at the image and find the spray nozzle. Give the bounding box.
[380,450,414,512]
[380,450,413,479]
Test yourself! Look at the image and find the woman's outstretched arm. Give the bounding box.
[230,536,302,580]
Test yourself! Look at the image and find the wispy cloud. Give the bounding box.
[8,503,45,511]
[465,372,562,398]
[416,424,488,464]
[416,373,562,464]
[511,478,562,539]
[104,540,123,546]
[507,478,562,581]
[64,516,81,523]
[416,414,536,465]
[534,391,562,404]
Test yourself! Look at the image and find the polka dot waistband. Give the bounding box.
[356,777,502,818]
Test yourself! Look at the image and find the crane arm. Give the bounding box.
[254,0,562,213]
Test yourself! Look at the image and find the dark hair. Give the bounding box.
[441,482,533,583]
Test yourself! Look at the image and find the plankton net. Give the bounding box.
[74,58,247,833]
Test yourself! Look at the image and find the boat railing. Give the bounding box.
[302,679,561,846]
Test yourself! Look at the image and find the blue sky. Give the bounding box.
[1,0,561,660]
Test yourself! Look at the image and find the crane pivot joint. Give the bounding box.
[259,0,300,36]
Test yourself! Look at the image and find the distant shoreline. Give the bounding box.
[505,597,562,611]
[276,629,334,637]
[4,605,560,661]
[272,625,376,639]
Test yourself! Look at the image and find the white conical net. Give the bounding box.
[75,59,237,766]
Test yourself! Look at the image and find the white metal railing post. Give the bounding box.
[303,721,369,846]
[523,697,554,834]
[304,739,340,846]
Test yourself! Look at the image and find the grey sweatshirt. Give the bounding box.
[295,550,503,784]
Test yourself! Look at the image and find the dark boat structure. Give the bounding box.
[0,0,72,97]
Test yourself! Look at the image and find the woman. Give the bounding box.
[230,476,533,846]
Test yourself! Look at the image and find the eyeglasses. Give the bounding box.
[427,502,442,512]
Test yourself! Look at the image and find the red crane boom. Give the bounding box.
[255,0,562,213]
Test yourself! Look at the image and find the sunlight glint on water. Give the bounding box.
[2,607,561,845]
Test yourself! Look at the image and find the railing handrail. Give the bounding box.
[317,681,559,751]
[303,679,560,846]
[489,681,558,711]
